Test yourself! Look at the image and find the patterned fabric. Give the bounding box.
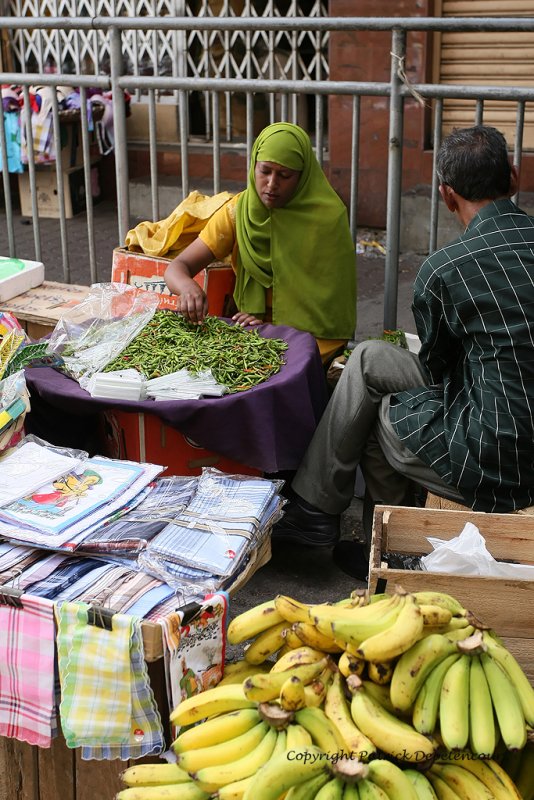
[390,199,534,512]
[0,594,56,746]
[56,601,133,747]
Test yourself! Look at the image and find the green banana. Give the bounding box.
[479,652,527,751]
[177,721,268,772]
[243,657,328,702]
[347,676,436,763]
[242,745,332,800]
[436,755,523,800]
[172,707,260,752]
[482,632,534,726]
[343,784,361,800]
[357,779,389,800]
[412,653,460,735]
[170,683,255,727]
[286,723,313,749]
[366,758,419,800]
[192,725,277,793]
[285,772,332,800]
[227,600,284,644]
[468,655,496,757]
[438,654,470,751]
[427,772,462,800]
[315,777,345,800]
[429,763,494,800]
[294,706,345,756]
[403,768,439,800]
[356,594,425,662]
[120,762,191,787]
[390,633,458,713]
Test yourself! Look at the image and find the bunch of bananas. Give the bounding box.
[116,587,532,800]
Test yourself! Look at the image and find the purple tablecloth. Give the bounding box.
[24,323,329,473]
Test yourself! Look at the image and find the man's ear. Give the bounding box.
[439,183,458,214]
[509,164,519,197]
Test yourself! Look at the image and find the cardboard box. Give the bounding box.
[0,280,91,340]
[0,258,44,303]
[112,247,236,315]
[126,102,180,144]
[98,408,262,478]
[18,163,100,219]
[369,505,534,680]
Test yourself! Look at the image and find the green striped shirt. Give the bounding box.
[390,198,534,512]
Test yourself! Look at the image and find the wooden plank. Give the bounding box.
[500,636,534,683]
[37,733,75,800]
[0,737,39,800]
[75,752,125,800]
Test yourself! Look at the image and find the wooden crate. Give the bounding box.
[368,505,534,681]
[0,281,91,339]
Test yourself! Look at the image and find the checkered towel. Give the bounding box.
[0,594,56,747]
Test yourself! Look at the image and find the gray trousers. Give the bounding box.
[292,339,465,514]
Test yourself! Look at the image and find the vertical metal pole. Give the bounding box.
[212,92,221,194]
[50,88,70,282]
[148,88,160,221]
[22,85,41,262]
[110,25,130,245]
[315,94,324,168]
[429,99,443,254]
[512,100,525,207]
[349,94,360,243]
[383,28,405,331]
[0,101,15,256]
[79,86,98,284]
[475,98,484,126]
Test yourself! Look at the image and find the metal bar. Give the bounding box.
[512,101,525,207]
[50,88,70,282]
[0,95,15,256]
[178,90,189,199]
[349,94,360,243]
[109,26,129,246]
[212,91,221,195]
[475,98,484,126]
[21,85,41,262]
[79,86,98,284]
[383,28,405,332]
[429,99,443,255]
[315,94,324,168]
[148,88,159,221]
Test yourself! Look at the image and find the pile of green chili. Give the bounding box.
[103,312,288,393]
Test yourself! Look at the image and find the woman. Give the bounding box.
[164,122,357,363]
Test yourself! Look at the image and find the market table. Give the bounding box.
[23,322,330,474]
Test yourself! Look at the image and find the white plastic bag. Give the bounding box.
[421,521,534,579]
[46,282,160,389]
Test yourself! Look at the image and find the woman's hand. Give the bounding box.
[232,312,263,327]
[176,279,209,324]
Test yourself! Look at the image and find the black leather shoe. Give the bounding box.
[271,494,340,548]
[332,540,369,582]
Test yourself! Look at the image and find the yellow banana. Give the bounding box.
[170,683,255,727]
[442,625,475,643]
[361,680,397,714]
[357,779,389,800]
[338,651,365,678]
[241,745,332,800]
[389,632,458,713]
[227,600,284,645]
[403,768,439,800]
[274,595,313,624]
[436,755,523,800]
[217,775,254,800]
[439,654,470,751]
[324,671,376,761]
[243,657,328,702]
[429,764,494,800]
[243,621,288,664]
[419,604,453,627]
[218,661,271,685]
[191,725,277,793]
[293,621,343,653]
[480,651,527,751]
[427,772,462,800]
[286,723,313,749]
[280,675,307,711]
[172,707,260,752]
[284,625,308,649]
[271,645,326,673]
[367,758,419,800]
[356,594,424,662]
[315,777,345,800]
[294,706,346,756]
[482,631,534,726]
[177,720,268,772]
[322,595,403,644]
[303,676,329,708]
[285,772,332,799]
[412,653,460,735]
[120,763,191,787]
[116,785,209,800]
[367,660,394,685]
[346,675,436,763]
[468,654,496,757]
[412,591,466,616]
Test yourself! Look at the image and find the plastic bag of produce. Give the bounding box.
[46,282,159,389]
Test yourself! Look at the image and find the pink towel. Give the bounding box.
[0,593,56,747]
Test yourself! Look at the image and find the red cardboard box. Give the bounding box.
[111,247,235,316]
[98,409,261,477]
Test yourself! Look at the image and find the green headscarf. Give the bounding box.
[235,122,356,340]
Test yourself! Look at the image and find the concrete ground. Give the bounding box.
[0,198,425,624]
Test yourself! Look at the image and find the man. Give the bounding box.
[272,125,534,578]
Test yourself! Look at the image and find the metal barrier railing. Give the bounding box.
[1,15,534,328]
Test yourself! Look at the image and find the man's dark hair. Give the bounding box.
[436,125,512,201]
